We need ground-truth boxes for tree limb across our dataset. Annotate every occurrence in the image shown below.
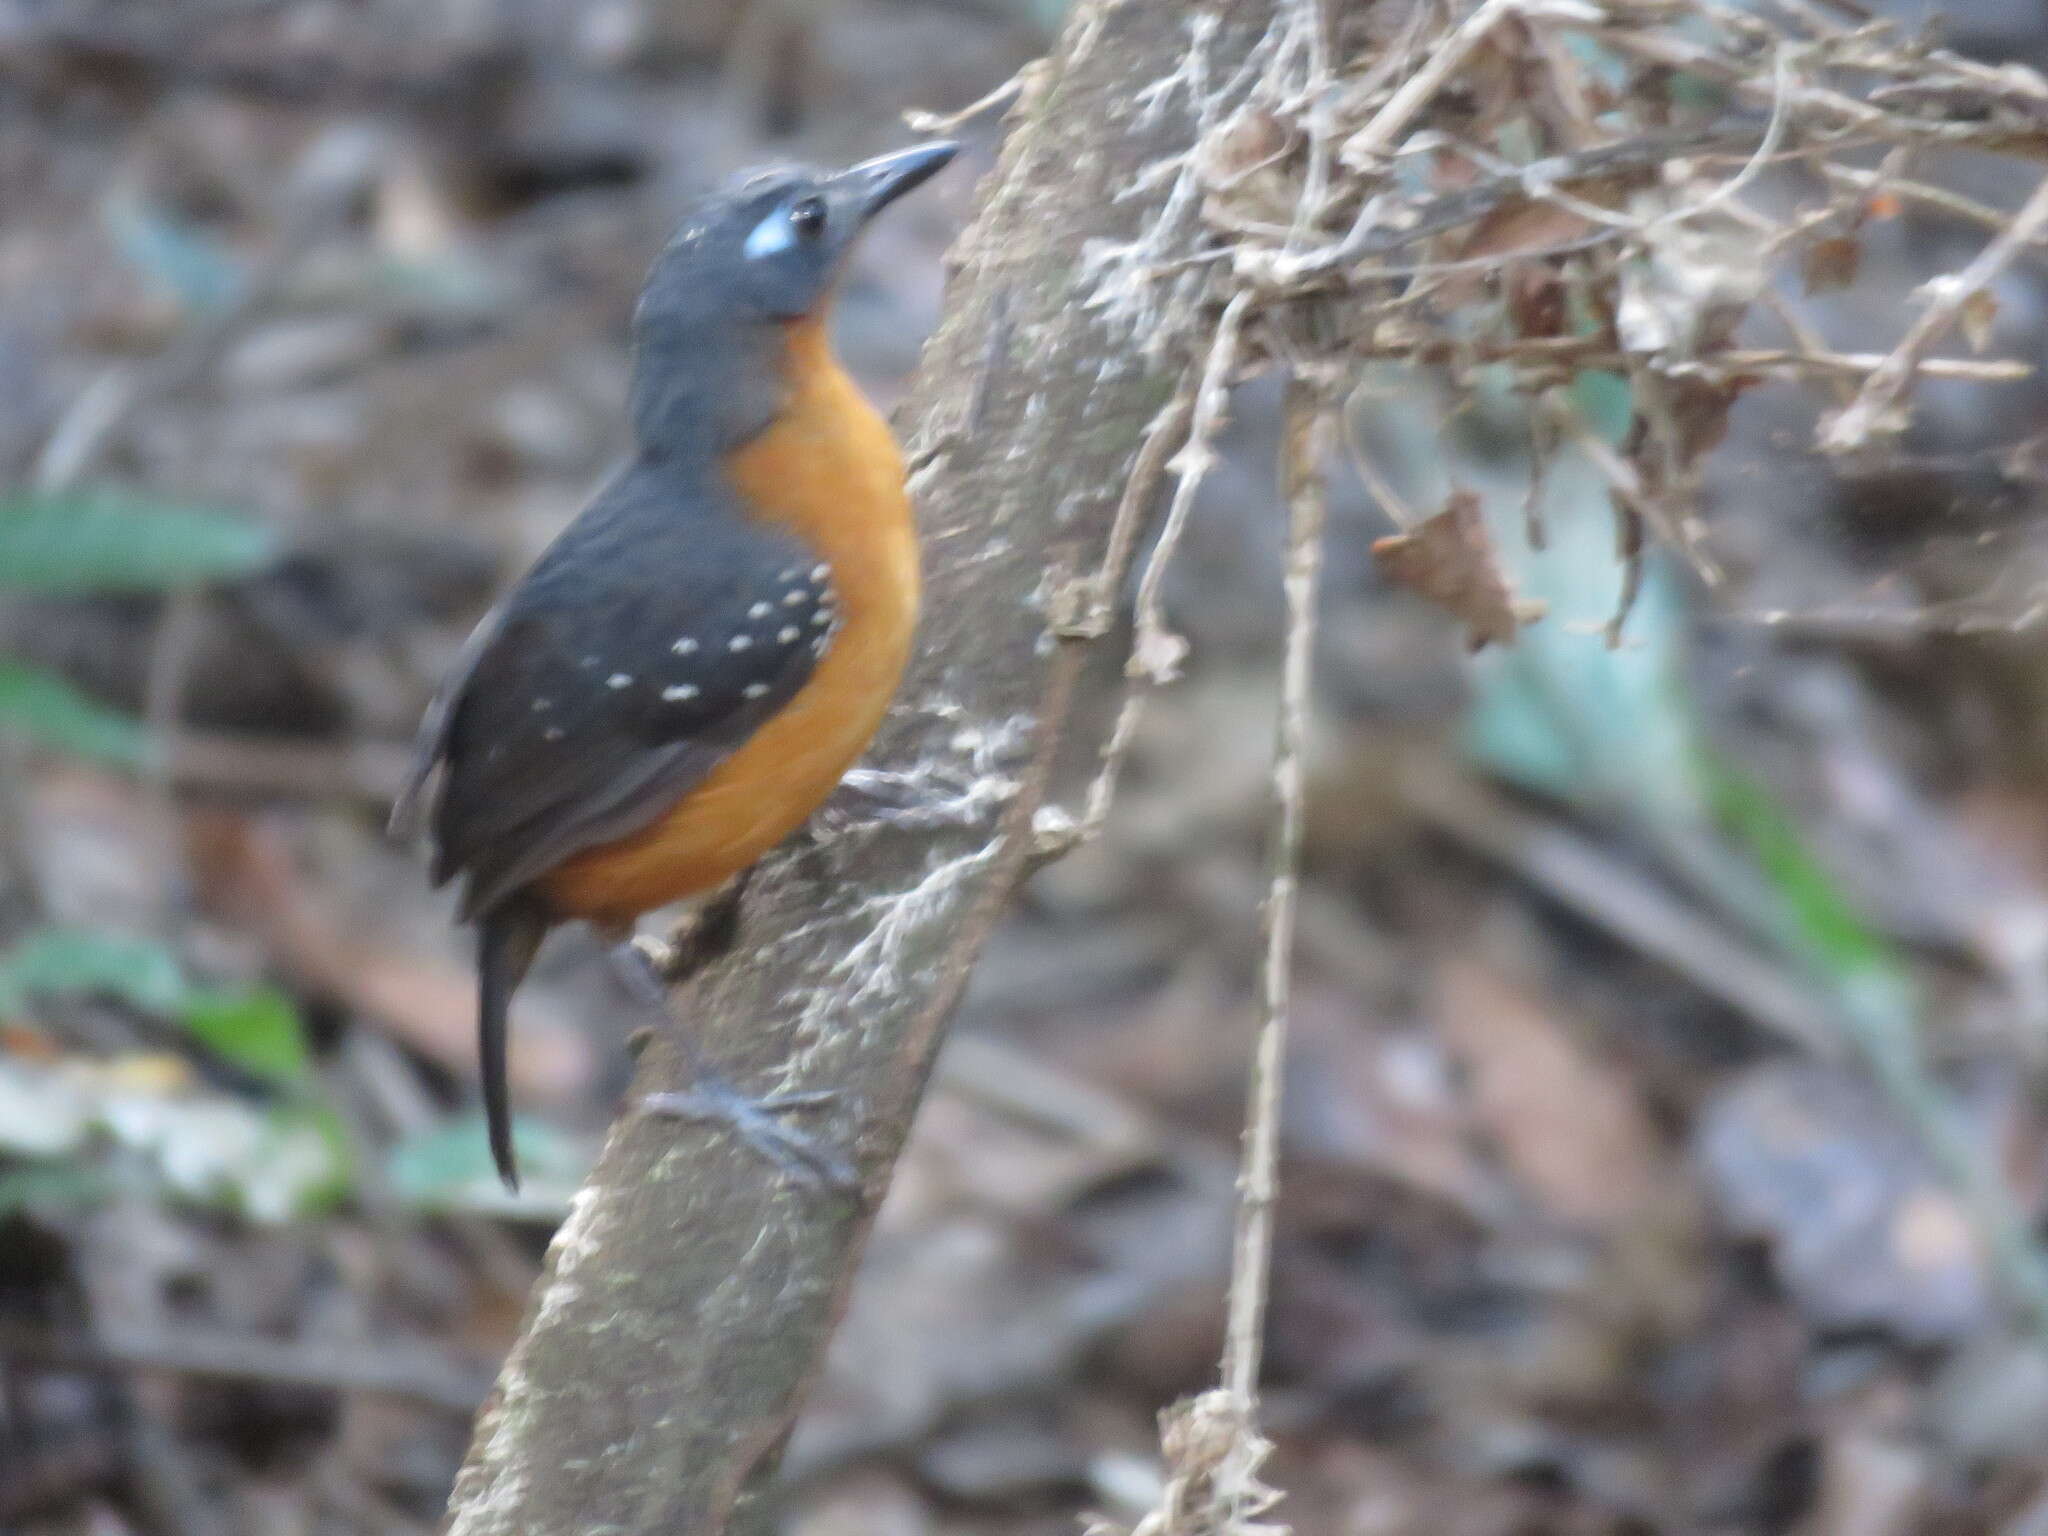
[440,3,1269,1532]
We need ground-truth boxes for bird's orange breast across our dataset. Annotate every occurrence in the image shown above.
[539,319,919,925]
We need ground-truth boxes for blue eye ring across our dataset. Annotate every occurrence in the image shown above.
[744,195,827,260]
[744,211,793,259]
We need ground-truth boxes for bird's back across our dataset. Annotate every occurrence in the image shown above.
[406,460,832,919]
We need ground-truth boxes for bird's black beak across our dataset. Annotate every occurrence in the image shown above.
[843,141,958,225]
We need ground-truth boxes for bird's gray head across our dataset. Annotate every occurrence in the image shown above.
[628,142,958,456]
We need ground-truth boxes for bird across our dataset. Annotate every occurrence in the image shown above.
[389,141,957,1190]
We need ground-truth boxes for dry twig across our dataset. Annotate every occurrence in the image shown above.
[1219,379,1330,1526]
[1082,1,2048,1519]
[1041,297,1251,859]
[1820,172,2048,452]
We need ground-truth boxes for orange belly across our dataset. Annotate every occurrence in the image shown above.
[539,592,913,922]
[539,318,918,926]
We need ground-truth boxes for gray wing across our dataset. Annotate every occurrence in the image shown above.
[388,595,509,846]
[391,469,838,918]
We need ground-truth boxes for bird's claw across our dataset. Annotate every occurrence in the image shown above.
[641,1081,858,1192]
[617,936,676,1001]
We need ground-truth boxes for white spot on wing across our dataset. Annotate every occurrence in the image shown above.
[672,637,698,655]
[783,590,806,607]
[729,635,752,652]
[778,626,799,643]
[607,673,633,689]
[662,684,700,702]
[748,601,772,619]
[743,683,769,699]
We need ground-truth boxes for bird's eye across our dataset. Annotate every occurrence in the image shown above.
[789,196,827,237]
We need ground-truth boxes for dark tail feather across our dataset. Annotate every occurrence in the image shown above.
[478,901,548,1192]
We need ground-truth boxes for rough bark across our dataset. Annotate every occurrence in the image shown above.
[441,3,1265,1532]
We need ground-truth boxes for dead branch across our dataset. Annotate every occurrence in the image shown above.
[1089,380,1330,1536]
[1217,378,1331,1526]
[1046,295,1248,859]
[1196,0,2047,600]
[1821,171,2048,452]
[0,1322,488,1415]
[438,5,1272,1533]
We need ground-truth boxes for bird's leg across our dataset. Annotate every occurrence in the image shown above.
[604,872,858,1192]
[627,866,756,989]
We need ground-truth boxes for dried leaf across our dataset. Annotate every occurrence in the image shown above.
[1436,199,1596,311]
[1197,106,1291,188]
[1371,490,1533,650]
[1668,375,1753,461]
[1961,288,1998,353]
[1803,234,1863,295]
[1198,107,1299,231]
[1698,1063,1992,1343]
[1457,196,1599,264]
[1127,625,1190,684]
[1998,431,2048,484]
[1504,261,1568,338]
[1806,1433,1928,1536]
[1434,958,1667,1231]
[1615,209,1767,358]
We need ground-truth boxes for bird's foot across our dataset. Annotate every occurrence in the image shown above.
[640,1079,858,1192]
[613,937,673,1005]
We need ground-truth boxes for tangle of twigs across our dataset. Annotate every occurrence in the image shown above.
[1069,0,2048,1530]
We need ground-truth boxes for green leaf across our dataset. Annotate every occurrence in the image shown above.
[0,663,148,766]
[0,1161,114,1219]
[1700,755,1904,987]
[1569,369,1633,447]
[102,193,246,315]
[1456,439,1705,827]
[388,1113,590,1210]
[243,1103,354,1219]
[0,489,276,594]
[180,987,311,1087]
[0,927,187,1016]
[115,1093,351,1223]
